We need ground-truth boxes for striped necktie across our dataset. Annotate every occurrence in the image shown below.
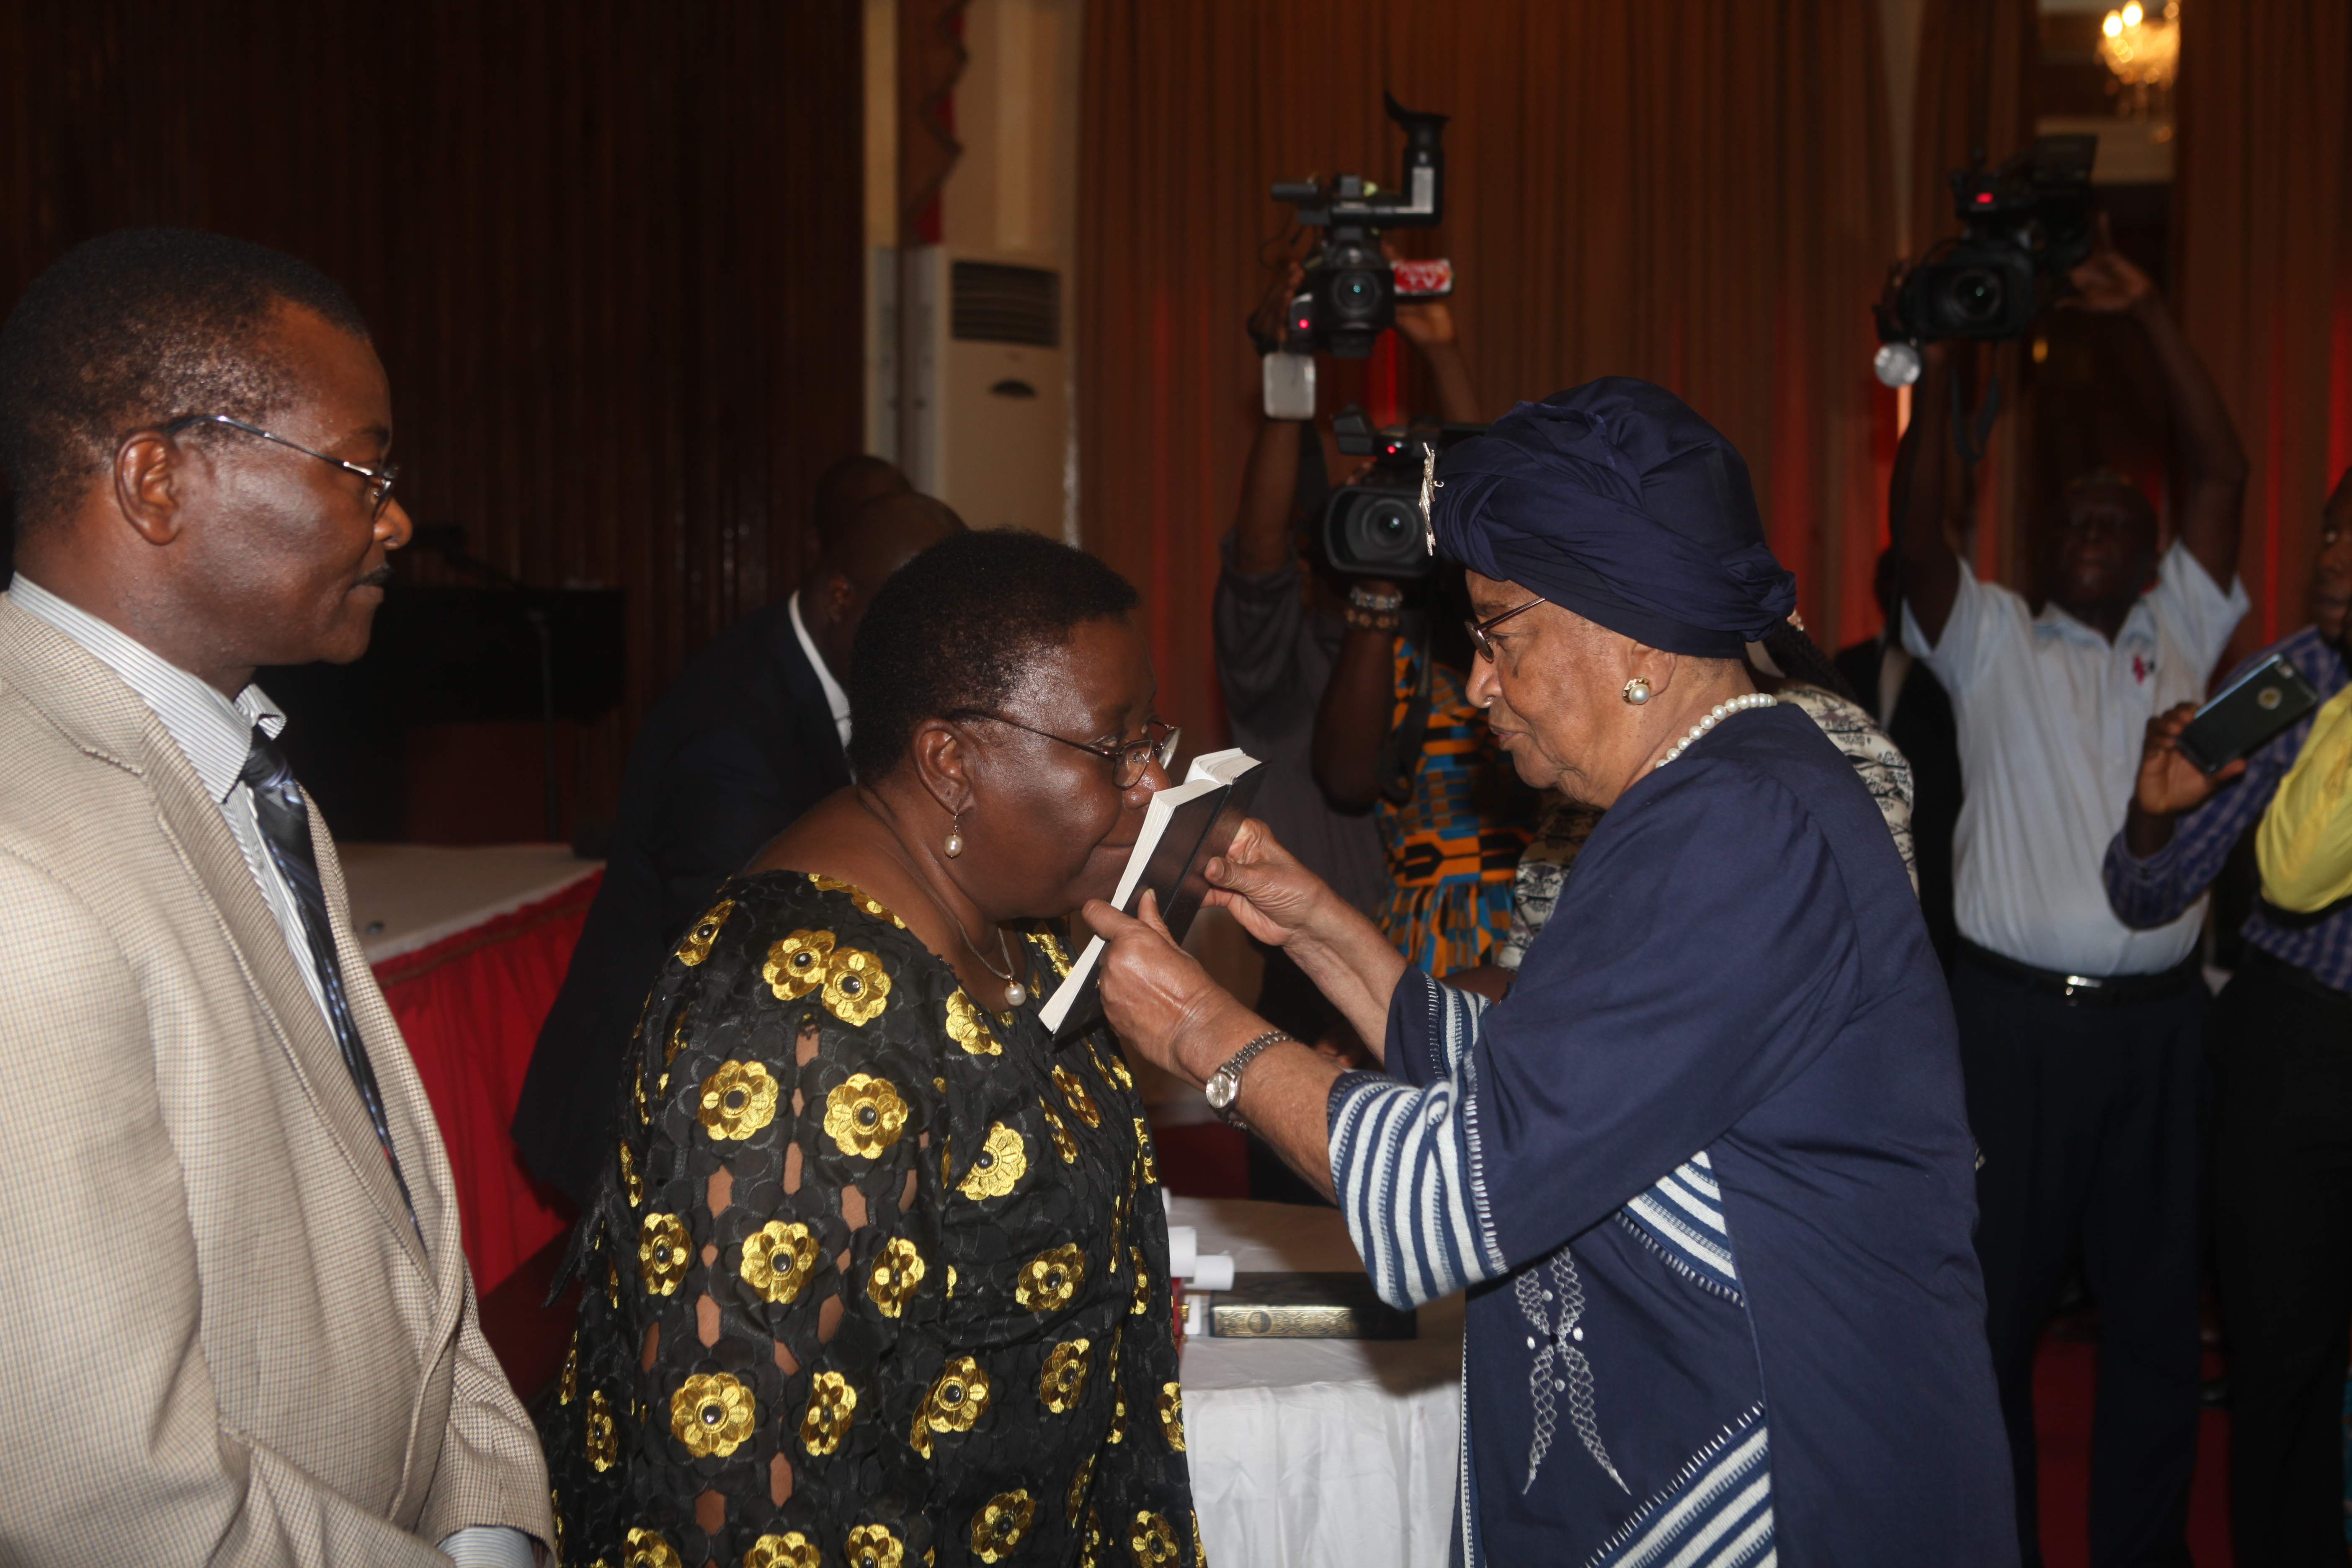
[238,725,420,1238]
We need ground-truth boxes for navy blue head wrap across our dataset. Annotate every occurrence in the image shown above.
[1431,377,1797,658]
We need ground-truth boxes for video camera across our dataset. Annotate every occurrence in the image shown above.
[1320,405,1486,581]
[1873,133,2099,387]
[1262,94,1452,419]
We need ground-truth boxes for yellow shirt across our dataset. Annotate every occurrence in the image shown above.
[2256,682,2352,913]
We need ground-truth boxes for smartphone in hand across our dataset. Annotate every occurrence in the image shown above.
[2178,654,2321,774]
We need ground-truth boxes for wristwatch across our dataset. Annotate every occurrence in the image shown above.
[1205,1029,1292,1132]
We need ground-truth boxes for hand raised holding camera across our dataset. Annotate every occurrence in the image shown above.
[2064,213,2159,315]
[1393,294,1458,351]
[1248,260,1307,353]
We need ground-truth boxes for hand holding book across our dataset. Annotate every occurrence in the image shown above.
[1199,819,1411,1058]
[1194,817,1332,949]
[1081,887,1265,1086]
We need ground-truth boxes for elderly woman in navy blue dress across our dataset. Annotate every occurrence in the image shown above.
[1088,379,2014,1566]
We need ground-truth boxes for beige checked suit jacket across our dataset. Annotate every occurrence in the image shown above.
[0,597,550,1564]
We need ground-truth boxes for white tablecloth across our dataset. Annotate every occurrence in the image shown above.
[336,841,600,962]
[1171,1197,1463,1568]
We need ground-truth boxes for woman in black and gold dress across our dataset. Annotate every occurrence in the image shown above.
[543,530,1199,1568]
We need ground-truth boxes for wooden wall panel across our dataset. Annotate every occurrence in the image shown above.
[0,0,867,840]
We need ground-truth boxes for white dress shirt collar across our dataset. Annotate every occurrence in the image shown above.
[787,588,853,751]
[8,576,284,799]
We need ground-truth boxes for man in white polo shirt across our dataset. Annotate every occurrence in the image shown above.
[1896,233,2248,1568]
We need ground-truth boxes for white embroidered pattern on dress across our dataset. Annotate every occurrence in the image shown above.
[1516,1250,1627,1496]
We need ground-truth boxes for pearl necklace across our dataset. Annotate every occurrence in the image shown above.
[1653,693,1779,769]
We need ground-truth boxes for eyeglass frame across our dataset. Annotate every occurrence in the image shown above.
[949,709,1181,789]
[1464,596,1544,661]
[160,413,400,518]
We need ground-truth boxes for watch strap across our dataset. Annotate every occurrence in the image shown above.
[1209,1029,1292,1131]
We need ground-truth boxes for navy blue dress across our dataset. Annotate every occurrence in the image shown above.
[1327,702,2014,1565]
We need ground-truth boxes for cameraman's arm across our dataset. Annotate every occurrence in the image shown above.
[1313,588,1403,811]
[2071,219,2248,587]
[1235,262,1313,575]
[1234,417,1305,575]
[1894,346,1964,647]
[1396,299,1481,424]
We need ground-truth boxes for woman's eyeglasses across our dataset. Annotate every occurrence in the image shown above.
[162,413,400,519]
[1465,597,1544,661]
[953,711,1181,789]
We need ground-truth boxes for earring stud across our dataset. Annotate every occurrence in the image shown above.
[1622,677,1653,706]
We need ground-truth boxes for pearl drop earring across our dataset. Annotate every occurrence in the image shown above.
[944,811,965,857]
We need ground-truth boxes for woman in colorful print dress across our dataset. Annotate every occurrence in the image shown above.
[544,531,1198,1568]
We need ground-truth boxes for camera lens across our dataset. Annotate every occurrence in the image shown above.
[1944,268,2005,326]
[1330,269,1382,323]
[1350,498,1419,561]
[1324,490,1431,580]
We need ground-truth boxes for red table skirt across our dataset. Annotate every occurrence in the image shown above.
[373,872,598,1295]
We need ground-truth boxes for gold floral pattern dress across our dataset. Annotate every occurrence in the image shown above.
[542,872,1199,1568]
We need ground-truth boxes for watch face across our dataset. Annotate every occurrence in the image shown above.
[1205,1071,1237,1110]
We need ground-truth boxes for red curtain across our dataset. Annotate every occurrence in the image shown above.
[374,874,599,1295]
[2175,0,2352,665]
[1078,0,1898,743]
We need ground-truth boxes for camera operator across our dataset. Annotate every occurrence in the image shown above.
[2103,469,2352,1568]
[1303,286,1537,983]
[1213,265,1501,1045]
[1896,221,2249,1566]
[1213,266,1387,1052]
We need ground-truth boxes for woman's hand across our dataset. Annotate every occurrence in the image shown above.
[1082,891,1259,1085]
[1201,818,1341,950]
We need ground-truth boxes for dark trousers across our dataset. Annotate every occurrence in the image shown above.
[1952,953,2207,1568]
[2209,948,2352,1568]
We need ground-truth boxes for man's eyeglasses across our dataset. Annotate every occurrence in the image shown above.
[1465,597,1544,661]
[163,414,400,519]
[953,711,1181,789]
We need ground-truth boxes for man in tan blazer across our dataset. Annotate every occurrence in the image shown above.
[0,230,550,1563]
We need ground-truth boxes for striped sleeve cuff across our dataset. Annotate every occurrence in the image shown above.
[1387,968,1491,1086]
[1328,1061,1508,1310]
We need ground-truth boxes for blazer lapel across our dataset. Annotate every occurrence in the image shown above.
[150,763,431,1273]
[311,818,467,1287]
[0,603,429,1272]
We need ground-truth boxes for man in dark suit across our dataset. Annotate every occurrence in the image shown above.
[1837,545,1963,967]
[515,479,962,1204]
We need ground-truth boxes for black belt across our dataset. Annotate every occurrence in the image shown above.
[1957,940,2204,1009]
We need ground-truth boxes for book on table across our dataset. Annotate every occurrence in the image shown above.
[1183,1272,1418,1340]
[1039,747,1266,1040]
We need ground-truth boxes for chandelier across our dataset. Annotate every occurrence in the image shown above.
[2099,2,2179,122]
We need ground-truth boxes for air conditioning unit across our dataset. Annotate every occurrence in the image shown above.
[899,248,1070,539]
